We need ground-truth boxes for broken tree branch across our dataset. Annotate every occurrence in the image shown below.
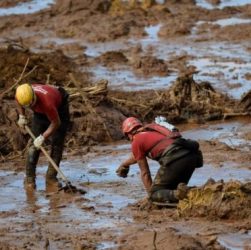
[0,58,38,100]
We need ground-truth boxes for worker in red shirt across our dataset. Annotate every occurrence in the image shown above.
[15,83,70,189]
[116,117,203,204]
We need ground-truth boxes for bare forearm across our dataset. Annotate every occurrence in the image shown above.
[121,153,137,167]
[43,120,60,139]
[141,172,152,192]
[138,158,152,193]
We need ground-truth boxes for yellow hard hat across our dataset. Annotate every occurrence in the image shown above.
[15,83,34,106]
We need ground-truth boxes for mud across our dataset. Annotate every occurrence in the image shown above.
[0,0,251,249]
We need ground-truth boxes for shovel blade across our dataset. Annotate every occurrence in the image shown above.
[59,183,87,194]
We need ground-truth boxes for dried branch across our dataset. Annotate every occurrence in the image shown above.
[110,97,148,108]
[68,73,112,141]
[0,58,38,100]
[0,58,29,99]
[223,112,250,119]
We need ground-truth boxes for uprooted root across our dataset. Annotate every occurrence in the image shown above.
[109,74,240,122]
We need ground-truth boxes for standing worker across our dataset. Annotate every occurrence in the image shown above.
[15,83,70,189]
[116,117,203,204]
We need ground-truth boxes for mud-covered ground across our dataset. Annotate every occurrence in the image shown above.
[0,0,251,249]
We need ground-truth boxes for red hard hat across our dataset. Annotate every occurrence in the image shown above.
[122,117,142,135]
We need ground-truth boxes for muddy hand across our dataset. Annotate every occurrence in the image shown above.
[116,165,129,178]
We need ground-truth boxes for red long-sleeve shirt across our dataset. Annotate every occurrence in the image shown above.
[31,84,62,122]
[132,131,175,160]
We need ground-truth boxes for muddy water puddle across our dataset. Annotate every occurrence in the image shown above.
[0,119,251,248]
[173,119,251,185]
[173,221,251,249]
[88,24,251,98]
[196,0,251,9]
[218,231,251,250]
[90,64,177,90]
[206,18,251,27]
[0,0,249,16]
[182,119,251,149]
[0,0,55,16]
[85,10,250,97]
[40,31,250,98]
[0,161,250,248]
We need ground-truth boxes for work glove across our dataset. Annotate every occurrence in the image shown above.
[17,114,28,129]
[33,135,45,149]
[116,164,130,178]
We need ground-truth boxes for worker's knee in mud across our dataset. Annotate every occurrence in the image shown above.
[149,189,177,203]
[148,190,159,201]
[150,183,166,193]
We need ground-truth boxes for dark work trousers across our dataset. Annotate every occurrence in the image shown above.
[26,88,70,181]
[149,152,198,202]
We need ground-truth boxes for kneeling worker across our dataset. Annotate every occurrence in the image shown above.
[116,117,203,204]
[15,83,70,189]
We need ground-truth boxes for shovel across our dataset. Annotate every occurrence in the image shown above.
[25,125,85,194]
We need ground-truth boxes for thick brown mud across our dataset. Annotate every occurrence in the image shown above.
[0,0,251,249]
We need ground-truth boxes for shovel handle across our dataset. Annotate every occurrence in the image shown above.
[25,125,70,184]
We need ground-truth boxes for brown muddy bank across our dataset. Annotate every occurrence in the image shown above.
[0,0,251,249]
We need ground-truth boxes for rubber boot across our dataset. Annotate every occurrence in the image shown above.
[150,189,178,203]
[46,137,65,189]
[24,176,36,189]
[46,164,62,190]
[46,173,62,188]
[25,146,39,189]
